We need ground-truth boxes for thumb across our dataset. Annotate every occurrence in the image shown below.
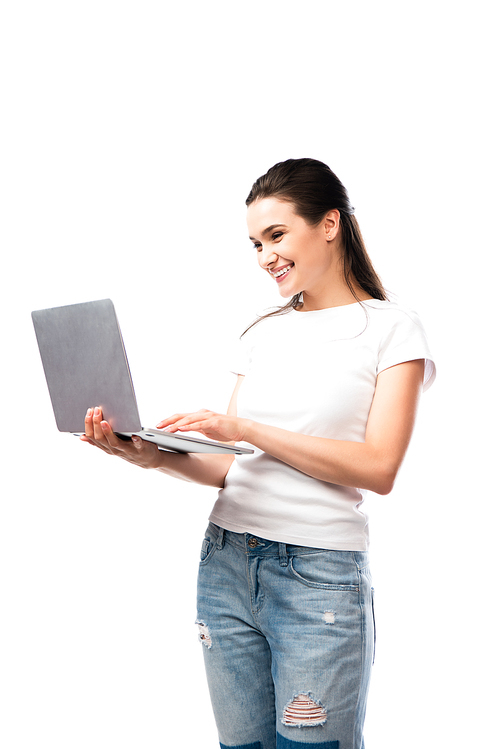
[131,435,143,450]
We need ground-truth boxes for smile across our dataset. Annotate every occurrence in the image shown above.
[270,263,294,281]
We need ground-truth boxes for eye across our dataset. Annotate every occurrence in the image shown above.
[252,242,262,252]
[271,232,284,241]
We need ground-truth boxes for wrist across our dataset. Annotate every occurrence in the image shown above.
[148,446,171,471]
[240,419,256,444]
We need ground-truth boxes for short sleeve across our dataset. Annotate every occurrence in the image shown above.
[377,308,436,391]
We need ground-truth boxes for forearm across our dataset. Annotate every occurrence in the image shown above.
[240,361,424,494]
[157,350,423,495]
[154,449,234,488]
[244,420,395,495]
[160,412,395,493]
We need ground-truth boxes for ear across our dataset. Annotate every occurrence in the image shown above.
[324,209,341,241]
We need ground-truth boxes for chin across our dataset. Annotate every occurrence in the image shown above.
[277,283,298,298]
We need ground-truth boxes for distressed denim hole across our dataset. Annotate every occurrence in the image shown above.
[196,620,212,649]
[282,692,327,727]
[323,610,335,624]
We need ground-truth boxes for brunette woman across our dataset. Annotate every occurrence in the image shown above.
[83,158,435,749]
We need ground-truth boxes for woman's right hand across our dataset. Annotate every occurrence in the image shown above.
[81,407,162,470]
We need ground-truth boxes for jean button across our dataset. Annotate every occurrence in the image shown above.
[248,537,259,548]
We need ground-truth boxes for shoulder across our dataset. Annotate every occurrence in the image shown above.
[363,298,432,344]
[363,298,425,327]
[363,299,436,390]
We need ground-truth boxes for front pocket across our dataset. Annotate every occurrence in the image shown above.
[199,526,220,566]
[288,554,360,591]
[200,538,211,562]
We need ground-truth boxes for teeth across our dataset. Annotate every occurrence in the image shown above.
[273,265,293,278]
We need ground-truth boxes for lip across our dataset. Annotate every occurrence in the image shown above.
[269,263,294,282]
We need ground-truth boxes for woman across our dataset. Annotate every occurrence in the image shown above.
[83,158,435,749]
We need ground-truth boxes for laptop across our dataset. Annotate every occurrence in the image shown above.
[31,299,253,455]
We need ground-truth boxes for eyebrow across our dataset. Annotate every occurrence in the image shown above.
[249,224,286,242]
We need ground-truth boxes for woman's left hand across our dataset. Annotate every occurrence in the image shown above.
[156,410,251,444]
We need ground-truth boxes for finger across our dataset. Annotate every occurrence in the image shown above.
[83,408,111,450]
[92,407,107,441]
[85,407,95,438]
[100,420,126,449]
[165,417,206,432]
[131,435,145,451]
[156,413,190,429]
[173,421,204,432]
[91,409,127,454]
[167,411,214,432]
[97,421,148,457]
[157,410,211,430]
[82,409,113,453]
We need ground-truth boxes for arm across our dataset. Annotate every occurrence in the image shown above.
[160,360,425,495]
[153,374,244,487]
[81,375,244,488]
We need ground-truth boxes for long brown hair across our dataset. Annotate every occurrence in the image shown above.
[243,158,386,332]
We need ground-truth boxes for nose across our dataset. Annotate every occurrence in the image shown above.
[259,245,279,269]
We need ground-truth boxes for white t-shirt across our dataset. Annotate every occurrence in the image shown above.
[209,299,436,551]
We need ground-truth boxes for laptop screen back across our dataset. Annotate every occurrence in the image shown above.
[32,299,143,433]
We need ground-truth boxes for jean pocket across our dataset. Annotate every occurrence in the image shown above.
[288,552,360,591]
[200,538,211,562]
[199,525,219,566]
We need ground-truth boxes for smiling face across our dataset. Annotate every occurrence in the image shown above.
[247,197,346,311]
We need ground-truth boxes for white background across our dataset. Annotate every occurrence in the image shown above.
[1,1,498,747]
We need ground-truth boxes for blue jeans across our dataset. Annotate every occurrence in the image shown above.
[196,523,375,749]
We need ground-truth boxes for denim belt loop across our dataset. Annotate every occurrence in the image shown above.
[216,526,225,550]
[278,543,288,567]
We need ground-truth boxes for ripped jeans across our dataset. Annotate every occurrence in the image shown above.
[196,523,375,749]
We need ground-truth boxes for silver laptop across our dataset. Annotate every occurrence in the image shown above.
[31,299,253,455]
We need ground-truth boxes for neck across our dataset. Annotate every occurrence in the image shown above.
[299,281,372,312]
